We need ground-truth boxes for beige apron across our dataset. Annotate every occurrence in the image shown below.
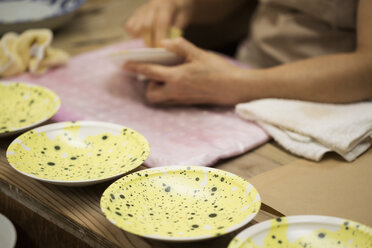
[236,0,358,68]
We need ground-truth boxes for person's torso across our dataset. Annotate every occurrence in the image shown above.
[236,0,358,68]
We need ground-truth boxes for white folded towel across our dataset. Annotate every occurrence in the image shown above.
[236,99,372,162]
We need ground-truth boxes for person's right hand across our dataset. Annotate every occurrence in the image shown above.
[125,0,193,47]
[124,37,251,106]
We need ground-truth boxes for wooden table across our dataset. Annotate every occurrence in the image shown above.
[0,1,296,247]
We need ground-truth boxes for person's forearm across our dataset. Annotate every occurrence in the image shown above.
[235,52,372,103]
[188,0,246,24]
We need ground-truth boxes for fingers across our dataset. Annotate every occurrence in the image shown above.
[146,81,167,104]
[161,37,201,60]
[125,5,148,38]
[125,4,157,46]
[125,18,140,38]
[125,1,177,47]
[146,81,182,106]
[124,62,171,82]
[154,5,175,47]
[140,5,157,46]
[141,29,154,47]
[174,12,189,29]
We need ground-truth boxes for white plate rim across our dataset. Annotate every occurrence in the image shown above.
[0,81,61,137]
[109,48,172,56]
[6,121,150,186]
[100,165,261,242]
[0,213,17,248]
[108,48,183,65]
[0,0,86,24]
[228,215,372,248]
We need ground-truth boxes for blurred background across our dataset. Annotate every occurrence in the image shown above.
[50,0,258,56]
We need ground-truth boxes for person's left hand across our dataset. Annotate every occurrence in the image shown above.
[123,37,248,106]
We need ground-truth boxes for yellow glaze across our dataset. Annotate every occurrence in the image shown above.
[229,217,372,248]
[6,122,150,182]
[168,26,182,39]
[0,82,60,134]
[101,166,261,241]
[143,26,183,47]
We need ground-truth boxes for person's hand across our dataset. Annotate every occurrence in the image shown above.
[125,0,193,47]
[124,38,249,106]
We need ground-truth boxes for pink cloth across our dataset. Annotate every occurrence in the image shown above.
[10,40,269,167]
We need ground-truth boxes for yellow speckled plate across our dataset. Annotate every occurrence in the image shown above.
[6,121,150,186]
[228,215,372,248]
[0,81,60,137]
[100,166,261,242]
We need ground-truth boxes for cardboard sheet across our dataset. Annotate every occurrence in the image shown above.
[250,148,372,226]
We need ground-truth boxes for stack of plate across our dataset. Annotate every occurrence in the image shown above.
[109,48,183,67]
